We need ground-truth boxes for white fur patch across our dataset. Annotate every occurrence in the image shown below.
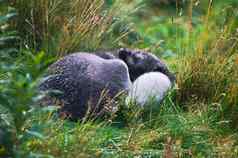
[126,72,171,106]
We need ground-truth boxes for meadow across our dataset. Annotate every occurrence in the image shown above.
[0,0,238,157]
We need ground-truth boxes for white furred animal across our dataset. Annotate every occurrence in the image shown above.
[127,72,172,106]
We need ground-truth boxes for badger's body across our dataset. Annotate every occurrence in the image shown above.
[40,49,175,119]
[127,72,172,106]
[40,53,131,119]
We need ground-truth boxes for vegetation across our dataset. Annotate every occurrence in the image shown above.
[0,0,238,157]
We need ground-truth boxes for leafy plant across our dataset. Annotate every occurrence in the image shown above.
[0,1,18,156]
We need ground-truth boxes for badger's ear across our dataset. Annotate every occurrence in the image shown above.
[118,48,131,61]
[118,48,135,66]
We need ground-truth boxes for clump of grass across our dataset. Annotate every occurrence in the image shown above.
[56,0,112,55]
[12,0,110,54]
[11,0,139,55]
[17,93,238,157]
[176,5,238,127]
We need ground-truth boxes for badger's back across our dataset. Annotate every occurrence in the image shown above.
[40,53,131,119]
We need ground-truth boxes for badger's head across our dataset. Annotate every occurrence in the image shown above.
[118,48,175,82]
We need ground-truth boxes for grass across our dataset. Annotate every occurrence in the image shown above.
[11,0,140,55]
[176,3,238,128]
[1,0,238,157]
[16,96,238,157]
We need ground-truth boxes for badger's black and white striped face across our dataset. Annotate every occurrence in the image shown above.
[118,48,175,82]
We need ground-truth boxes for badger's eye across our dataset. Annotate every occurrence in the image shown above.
[154,66,165,73]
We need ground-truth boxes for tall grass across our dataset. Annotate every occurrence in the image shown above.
[176,2,238,127]
[11,0,139,56]
[16,94,238,157]
[12,0,108,54]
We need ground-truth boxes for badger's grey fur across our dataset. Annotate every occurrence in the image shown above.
[40,53,131,119]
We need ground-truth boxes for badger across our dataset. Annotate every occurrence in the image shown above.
[40,48,175,119]
[39,53,131,119]
[115,48,175,106]
[98,48,175,81]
